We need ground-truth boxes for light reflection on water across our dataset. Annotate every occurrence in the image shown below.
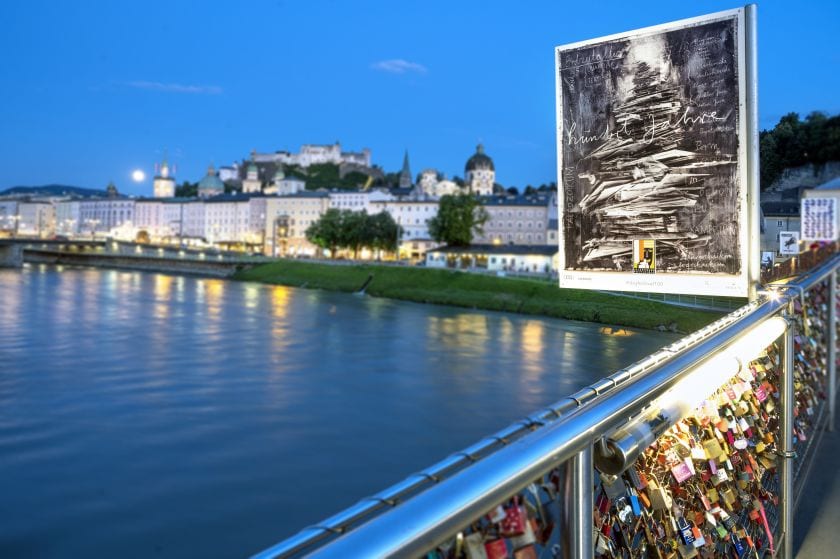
[0,265,678,558]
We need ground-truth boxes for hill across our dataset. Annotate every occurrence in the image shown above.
[0,184,107,198]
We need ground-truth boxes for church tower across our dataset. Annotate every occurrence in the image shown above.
[153,156,176,198]
[465,144,495,196]
[399,150,412,189]
[242,152,262,194]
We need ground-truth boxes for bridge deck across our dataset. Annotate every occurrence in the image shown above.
[795,392,840,558]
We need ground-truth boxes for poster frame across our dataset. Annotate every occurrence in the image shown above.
[555,7,755,298]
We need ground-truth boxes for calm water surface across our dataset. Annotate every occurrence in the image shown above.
[0,265,677,558]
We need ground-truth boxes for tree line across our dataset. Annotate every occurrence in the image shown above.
[305,209,400,258]
[760,111,840,189]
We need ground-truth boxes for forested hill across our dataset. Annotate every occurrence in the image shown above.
[0,184,106,197]
[761,112,840,190]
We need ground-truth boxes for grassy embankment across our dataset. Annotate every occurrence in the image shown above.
[234,261,724,332]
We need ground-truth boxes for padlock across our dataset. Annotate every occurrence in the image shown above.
[703,438,724,460]
[483,538,508,559]
[499,498,526,537]
[647,480,672,511]
[512,545,537,559]
[464,532,489,559]
[508,508,536,549]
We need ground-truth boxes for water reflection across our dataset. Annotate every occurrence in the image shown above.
[0,266,678,559]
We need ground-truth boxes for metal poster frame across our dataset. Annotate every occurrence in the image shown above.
[555,7,756,297]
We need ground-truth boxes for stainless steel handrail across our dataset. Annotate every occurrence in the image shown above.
[252,253,840,558]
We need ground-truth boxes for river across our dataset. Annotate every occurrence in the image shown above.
[0,264,678,558]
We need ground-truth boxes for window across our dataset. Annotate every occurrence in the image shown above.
[777,220,783,227]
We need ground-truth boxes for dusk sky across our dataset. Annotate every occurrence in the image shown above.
[2,0,838,196]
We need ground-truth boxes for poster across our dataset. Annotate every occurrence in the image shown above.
[761,251,774,268]
[778,231,800,255]
[556,8,750,296]
[801,197,837,241]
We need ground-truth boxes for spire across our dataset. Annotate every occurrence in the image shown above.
[399,149,412,189]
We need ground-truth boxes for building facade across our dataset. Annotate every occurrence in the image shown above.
[474,194,552,246]
[152,159,176,198]
[465,144,495,196]
[252,142,371,168]
[264,192,330,256]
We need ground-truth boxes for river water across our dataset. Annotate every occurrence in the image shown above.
[0,265,677,558]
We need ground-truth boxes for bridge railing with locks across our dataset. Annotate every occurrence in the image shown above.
[253,253,840,559]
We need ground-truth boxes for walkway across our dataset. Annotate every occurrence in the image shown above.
[795,392,840,557]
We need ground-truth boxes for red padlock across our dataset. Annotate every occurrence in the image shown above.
[484,538,509,559]
[499,497,526,537]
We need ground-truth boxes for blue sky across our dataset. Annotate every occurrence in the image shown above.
[1,0,838,195]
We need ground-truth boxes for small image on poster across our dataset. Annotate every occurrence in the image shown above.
[633,240,656,273]
[779,231,800,255]
[761,251,774,268]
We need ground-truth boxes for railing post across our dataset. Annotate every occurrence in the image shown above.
[564,446,593,559]
[830,270,837,432]
[780,306,795,559]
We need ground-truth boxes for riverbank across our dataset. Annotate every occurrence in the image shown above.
[234,260,723,332]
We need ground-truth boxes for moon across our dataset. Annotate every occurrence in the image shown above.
[132,169,146,182]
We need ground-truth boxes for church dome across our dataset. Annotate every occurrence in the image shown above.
[465,144,494,172]
[199,165,224,193]
[273,167,285,181]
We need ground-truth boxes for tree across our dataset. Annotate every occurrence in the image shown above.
[368,211,400,256]
[305,208,344,257]
[175,181,197,197]
[759,111,840,189]
[305,209,401,259]
[428,193,489,247]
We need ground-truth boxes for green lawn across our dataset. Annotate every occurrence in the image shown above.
[234,260,724,332]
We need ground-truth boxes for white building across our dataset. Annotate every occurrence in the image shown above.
[264,192,330,256]
[55,199,81,235]
[135,199,167,239]
[242,161,262,194]
[465,144,495,196]
[265,168,306,196]
[417,168,464,198]
[218,165,239,182]
[370,198,439,241]
[79,190,136,236]
[0,200,19,234]
[328,189,394,213]
[203,195,254,244]
[17,201,55,237]
[252,142,371,168]
[425,245,557,274]
[152,159,176,198]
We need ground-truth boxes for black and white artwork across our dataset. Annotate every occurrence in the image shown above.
[556,9,749,296]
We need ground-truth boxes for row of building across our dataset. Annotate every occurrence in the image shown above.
[0,144,563,262]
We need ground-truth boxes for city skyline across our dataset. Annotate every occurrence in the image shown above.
[2,0,839,195]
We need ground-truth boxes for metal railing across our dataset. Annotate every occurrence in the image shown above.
[253,253,840,559]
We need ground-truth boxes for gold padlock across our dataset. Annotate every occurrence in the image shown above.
[706,487,719,503]
[703,438,724,460]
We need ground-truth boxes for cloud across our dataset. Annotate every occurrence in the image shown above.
[370,59,428,75]
[125,81,223,95]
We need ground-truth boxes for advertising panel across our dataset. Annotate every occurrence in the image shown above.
[556,8,750,296]
[778,231,800,255]
[801,197,838,242]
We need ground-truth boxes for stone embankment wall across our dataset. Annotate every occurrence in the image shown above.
[0,244,23,267]
[23,250,248,278]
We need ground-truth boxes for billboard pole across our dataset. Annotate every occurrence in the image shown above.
[746,3,760,302]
